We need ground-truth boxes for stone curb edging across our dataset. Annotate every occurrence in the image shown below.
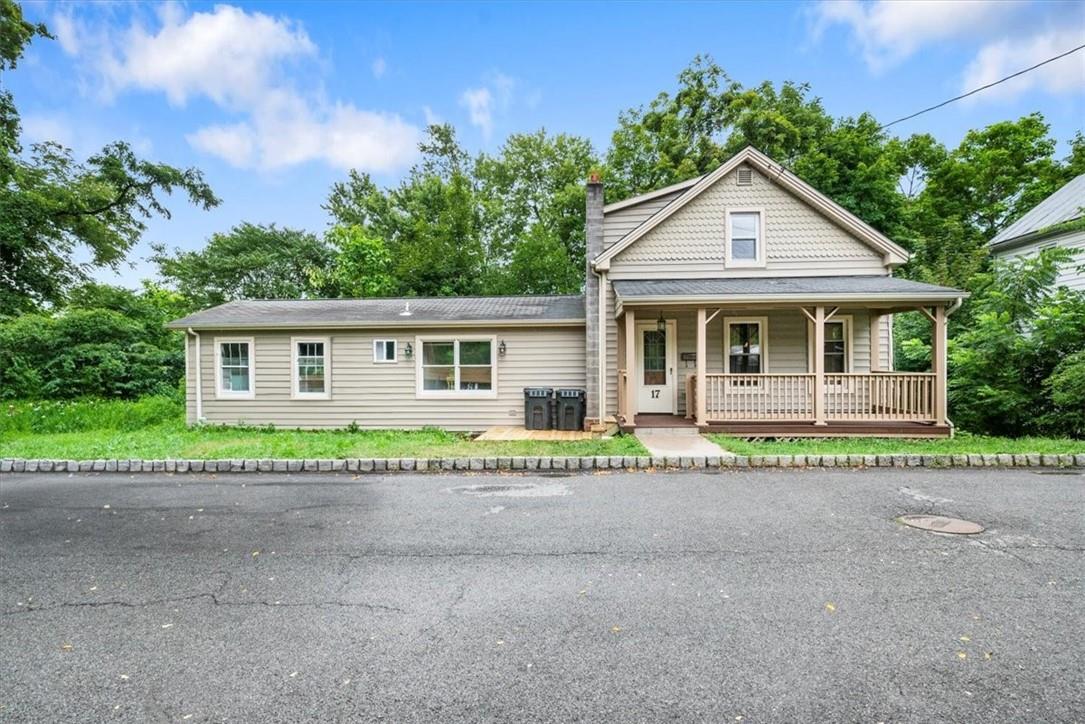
[2,454,1083,474]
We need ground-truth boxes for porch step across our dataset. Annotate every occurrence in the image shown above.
[634,426,702,436]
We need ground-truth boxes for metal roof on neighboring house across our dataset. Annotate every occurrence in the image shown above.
[990,174,1085,247]
[612,276,964,302]
[167,294,586,329]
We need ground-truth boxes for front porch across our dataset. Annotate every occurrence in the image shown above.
[612,281,960,438]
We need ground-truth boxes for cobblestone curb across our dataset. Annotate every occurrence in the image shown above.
[2,454,1083,474]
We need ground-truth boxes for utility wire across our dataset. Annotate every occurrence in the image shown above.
[880,42,1085,130]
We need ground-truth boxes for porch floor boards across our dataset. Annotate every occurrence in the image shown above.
[625,415,952,438]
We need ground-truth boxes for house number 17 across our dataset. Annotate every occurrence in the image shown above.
[650,390,660,399]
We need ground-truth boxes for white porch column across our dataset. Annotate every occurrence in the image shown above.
[813,305,826,426]
[932,304,947,426]
[696,307,707,428]
[869,311,882,372]
[624,309,637,424]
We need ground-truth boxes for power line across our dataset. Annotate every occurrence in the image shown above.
[880,42,1085,130]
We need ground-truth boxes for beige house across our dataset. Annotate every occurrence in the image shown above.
[169,146,965,436]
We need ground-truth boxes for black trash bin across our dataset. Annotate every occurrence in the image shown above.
[554,388,586,431]
[524,387,554,430]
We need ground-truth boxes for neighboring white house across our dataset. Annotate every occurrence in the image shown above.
[169,146,967,436]
[989,174,1085,293]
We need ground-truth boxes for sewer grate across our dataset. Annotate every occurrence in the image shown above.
[898,514,984,535]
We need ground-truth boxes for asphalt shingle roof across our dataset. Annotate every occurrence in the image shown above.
[167,295,585,329]
[990,174,1085,246]
[612,276,963,300]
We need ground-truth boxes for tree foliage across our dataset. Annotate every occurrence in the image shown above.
[0,282,187,399]
[152,223,331,308]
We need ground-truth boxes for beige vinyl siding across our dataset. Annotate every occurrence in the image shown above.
[608,166,888,279]
[191,326,585,431]
[991,228,1085,293]
[602,189,687,249]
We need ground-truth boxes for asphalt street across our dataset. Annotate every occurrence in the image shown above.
[1,468,1082,722]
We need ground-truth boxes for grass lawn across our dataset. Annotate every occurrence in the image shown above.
[709,433,1085,456]
[1,397,646,460]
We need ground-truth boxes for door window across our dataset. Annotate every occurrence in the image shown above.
[642,329,666,385]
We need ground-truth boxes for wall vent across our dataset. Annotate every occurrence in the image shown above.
[737,167,753,186]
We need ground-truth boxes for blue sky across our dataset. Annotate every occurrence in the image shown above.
[12,0,1085,287]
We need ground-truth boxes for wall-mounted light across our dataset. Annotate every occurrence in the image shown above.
[498,340,507,357]
[404,342,413,360]
[656,312,666,333]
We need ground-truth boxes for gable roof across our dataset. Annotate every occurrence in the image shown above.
[592,146,911,270]
[602,175,704,214]
[166,294,585,330]
[990,174,1085,248]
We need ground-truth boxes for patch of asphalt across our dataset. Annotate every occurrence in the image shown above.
[0,469,1082,722]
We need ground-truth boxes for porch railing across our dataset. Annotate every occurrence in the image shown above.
[701,374,816,421]
[690,372,937,423]
[617,369,628,422]
[824,373,935,422]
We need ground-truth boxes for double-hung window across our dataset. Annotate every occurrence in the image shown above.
[726,319,765,374]
[807,316,852,376]
[726,209,764,267]
[215,338,255,399]
[292,337,330,399]
[417,337,495,397]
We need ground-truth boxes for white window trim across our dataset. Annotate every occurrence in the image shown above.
[725,208,766,268]
[723,317,769,376]
[214,336,256,400]
[807,315,853,376]
[291,336,331,400]
[373,339,397,364]
[415,335,498,399]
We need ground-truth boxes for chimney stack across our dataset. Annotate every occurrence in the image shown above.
[584,173,604,427]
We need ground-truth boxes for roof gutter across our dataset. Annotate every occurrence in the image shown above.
[165,318,587,331]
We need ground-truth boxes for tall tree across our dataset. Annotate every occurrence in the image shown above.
[475,129,596,294]
[152,223,331,308]
[325,124,486,297]
[0,0,219,315]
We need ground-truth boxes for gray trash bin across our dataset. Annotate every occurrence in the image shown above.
[554,388,586,431]
[524,387,554,430]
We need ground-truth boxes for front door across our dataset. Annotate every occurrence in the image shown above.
[636,320,676,413]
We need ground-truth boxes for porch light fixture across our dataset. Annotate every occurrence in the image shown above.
[498,340,507,357]
[404,342,413,360]
[656,312,666,333]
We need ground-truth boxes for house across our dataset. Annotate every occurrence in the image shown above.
[989,173,1085,293]
[168,146,966,436]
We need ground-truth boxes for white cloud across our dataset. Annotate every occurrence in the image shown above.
[962,26,1085,101]
[51,12,81,55]
[810,0,1024,71]
[56,4,421,173]
[459,71,525,139]
[422,105,442,126]
[371,57,386,79]
[460,86,494,137]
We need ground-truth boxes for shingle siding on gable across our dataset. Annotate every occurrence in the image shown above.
[607,167,886,279]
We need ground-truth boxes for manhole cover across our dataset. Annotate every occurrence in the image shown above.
[898,514,984,535]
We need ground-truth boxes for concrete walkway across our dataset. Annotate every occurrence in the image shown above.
[634,428,729,457]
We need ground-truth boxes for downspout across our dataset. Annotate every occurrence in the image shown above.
[598,269,607,424]
[186,328,203,423]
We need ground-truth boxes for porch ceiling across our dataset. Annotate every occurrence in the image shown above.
[612,276,965,315]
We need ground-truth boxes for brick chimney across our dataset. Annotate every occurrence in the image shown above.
[584,172,604,426]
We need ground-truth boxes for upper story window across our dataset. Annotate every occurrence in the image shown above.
[726,210,764,267]
[417,337,496,398]
[215,337,255,399]
[292,338,330,399]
